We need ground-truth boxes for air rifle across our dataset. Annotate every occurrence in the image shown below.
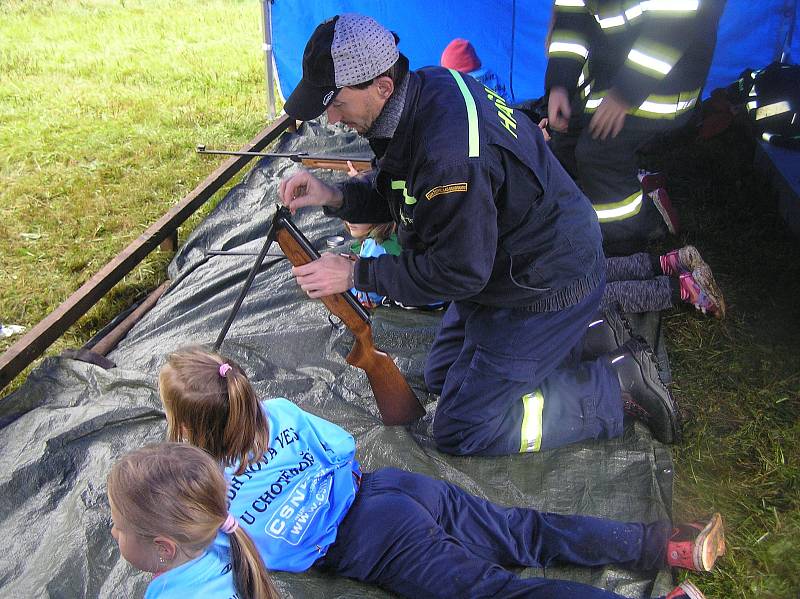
[196,144,372,173]
[214,206,424,426]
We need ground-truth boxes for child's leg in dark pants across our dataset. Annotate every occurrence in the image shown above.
[605,253,660,282]
[322,469,671,599]
[602,277,678,313]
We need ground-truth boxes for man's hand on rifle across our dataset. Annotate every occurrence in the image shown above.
[292,252,356,298]
[279,169,344,214]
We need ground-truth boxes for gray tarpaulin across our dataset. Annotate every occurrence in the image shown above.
[0,122,674,599]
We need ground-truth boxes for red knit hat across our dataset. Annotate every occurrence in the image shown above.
[440,38,482,73]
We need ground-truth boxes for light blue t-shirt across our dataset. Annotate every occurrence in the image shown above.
[145,534,237,599]
[351,237,390,305]
[225,398,360,572]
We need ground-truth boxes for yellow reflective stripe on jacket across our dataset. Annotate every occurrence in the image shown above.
[594,13,626,29]
[578,63,592,97]
[519,390,545,453]
[640,0,699,14]
[589,0,698,29]
[391,180,417,205]
[624,3,644,21]
[594,189,643,222]
[554,0,586,12]
[626,42,680,77]
[632,89,700,118]
[585,88,701,119]
[753,101,792,121]
[548,30,589,60]
[448,69,480,158]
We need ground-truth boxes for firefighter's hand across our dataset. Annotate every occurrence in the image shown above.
[547,86,571,132]
[279,169,343,214]
[292,253,355,298]
[589,90,629,140]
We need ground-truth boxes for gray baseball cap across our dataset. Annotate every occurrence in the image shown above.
[284,14,400,121]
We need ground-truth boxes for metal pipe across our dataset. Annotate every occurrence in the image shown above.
[261,0,276,119]
[196,144,307,160]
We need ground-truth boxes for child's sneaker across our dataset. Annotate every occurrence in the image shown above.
[667,513,726,572]
[660,245,705,276]
[664,581,707,599]
[679,266,726,319]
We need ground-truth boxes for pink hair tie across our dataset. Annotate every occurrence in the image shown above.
[220,513,239,534]
[218,363,232,378]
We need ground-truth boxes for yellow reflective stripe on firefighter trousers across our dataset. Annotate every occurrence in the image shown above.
[594,189,644,222]
[519,389,545,453]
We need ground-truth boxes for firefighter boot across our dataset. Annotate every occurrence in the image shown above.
[608,338,681,444]
[582,306,633,359]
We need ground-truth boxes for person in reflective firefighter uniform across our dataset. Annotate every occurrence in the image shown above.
[279,14,681,456]
[546,0,726,252]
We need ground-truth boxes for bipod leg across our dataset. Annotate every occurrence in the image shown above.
[213,217,279,351]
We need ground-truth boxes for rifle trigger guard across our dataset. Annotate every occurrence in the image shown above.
[327,313,344,330]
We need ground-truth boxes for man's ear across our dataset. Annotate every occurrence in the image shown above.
[374,75,395,100]
[153,536,179,563]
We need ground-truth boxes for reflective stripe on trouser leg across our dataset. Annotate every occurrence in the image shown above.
[519,389,545,453]
[594,189,643,222]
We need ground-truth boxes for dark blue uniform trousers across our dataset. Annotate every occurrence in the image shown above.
[424,280,623,455]
[320,468,672,599]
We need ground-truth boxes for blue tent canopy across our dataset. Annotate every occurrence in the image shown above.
[272,1,798,103]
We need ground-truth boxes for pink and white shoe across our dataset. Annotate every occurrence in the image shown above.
[679,266,727,319]
[664,581,708,599]
[660,245,706,276]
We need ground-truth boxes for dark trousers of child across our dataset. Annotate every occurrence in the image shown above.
[603,253,681,314]
[424,279,622,456]
[319,468,671,599]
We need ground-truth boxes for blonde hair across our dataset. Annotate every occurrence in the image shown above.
[107,443,278,599]
[369,222,396,244]
[346,221,396,244]
[159,347,269,476]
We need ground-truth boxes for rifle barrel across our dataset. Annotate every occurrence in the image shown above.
[196,146,371,164]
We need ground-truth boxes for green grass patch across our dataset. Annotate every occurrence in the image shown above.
[0,0,279,388]
[652,122,800,599]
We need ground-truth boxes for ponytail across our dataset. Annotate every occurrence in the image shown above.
[228,527,280,599]
[222,366,270,475]
[159,347,270,475]
[108,443,278,599]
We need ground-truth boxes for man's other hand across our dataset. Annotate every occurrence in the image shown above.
[589,90,629,140]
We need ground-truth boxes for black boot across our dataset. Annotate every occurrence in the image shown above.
[608,338,682,444]
[582,305,633,359]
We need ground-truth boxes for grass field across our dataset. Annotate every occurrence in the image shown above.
[0,0,271,385]
[1,1,799,598]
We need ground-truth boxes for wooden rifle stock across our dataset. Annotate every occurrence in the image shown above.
[273,208,424,425]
